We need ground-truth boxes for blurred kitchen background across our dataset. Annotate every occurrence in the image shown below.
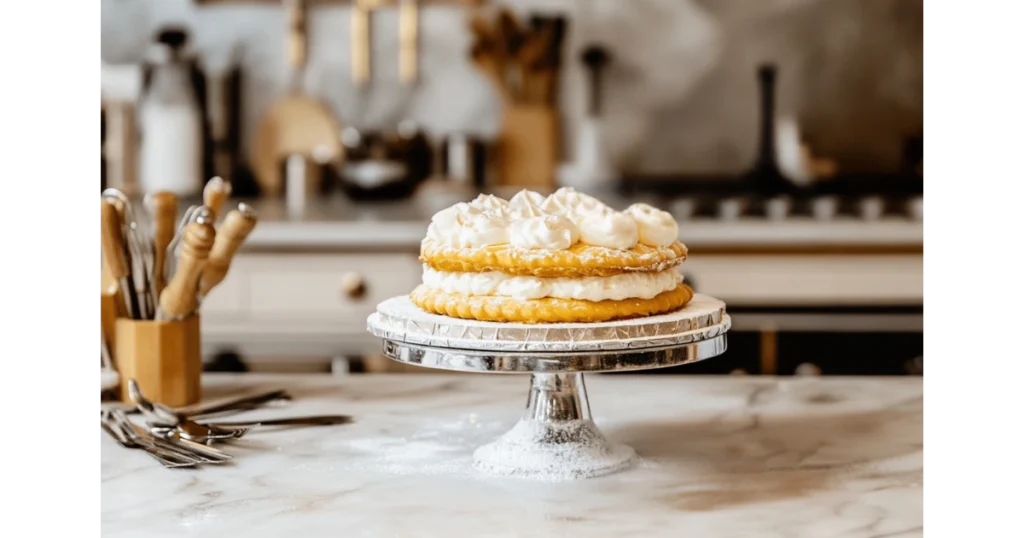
[100,0,923,377]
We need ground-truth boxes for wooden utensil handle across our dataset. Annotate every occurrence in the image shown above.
[101,200,130,279]
[159,221,215,319]
[351,0,371,85]
[398,0,419,85]
[286,0,307,69]
[149,191,179,296]
[199,207,257,296]
[202,176,231,219]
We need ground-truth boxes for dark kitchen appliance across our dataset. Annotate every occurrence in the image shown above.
[740,63,797,198]
[336,123,433,201]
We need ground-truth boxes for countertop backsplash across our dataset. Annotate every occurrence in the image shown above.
[100,0,922,176]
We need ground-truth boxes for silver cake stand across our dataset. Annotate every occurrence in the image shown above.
[366,294,730,480]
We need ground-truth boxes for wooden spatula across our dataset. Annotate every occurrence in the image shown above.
[250,0,342,197]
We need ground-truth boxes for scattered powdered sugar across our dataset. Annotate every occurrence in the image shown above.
[472,419,636,482]
[331,415,639,482]
[333,414,506,478]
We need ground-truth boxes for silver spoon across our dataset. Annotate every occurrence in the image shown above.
[128,379,252,442]
[147,415,352,443]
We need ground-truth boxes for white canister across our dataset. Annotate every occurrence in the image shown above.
[137,31,203,196]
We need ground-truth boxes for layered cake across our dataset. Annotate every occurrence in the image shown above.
[412,187,692,323]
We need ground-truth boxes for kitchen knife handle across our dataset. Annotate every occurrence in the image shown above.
[149,191,178,297]
[398,0,418,85]
[199,205,257,297]
[351,0,371,86]
[159,221,215,320]
[202,176,231,220]
[286,0,307,70]
[101,200,129,280]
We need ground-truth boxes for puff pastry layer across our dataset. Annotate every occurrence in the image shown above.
[409,283,694,323]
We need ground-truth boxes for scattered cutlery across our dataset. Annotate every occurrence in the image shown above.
[148,415,352,444]
[130,379,250,442]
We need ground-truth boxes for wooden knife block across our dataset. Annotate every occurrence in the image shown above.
[113,316,202,407]
[497,105,558,189]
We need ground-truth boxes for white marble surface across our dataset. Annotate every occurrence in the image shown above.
[102,374,922,537]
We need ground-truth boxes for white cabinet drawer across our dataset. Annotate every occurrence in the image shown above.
[198,269,246,316]
[242,254,421,322]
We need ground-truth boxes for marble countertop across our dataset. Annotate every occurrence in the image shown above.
[211,195,924,251]
[102,374,923,537]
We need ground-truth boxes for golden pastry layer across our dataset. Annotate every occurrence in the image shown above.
[420,240,688,278]
[410,283,694,323]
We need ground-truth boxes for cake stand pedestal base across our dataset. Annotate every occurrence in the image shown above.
[367,294,731,480]
[472,373,636,480]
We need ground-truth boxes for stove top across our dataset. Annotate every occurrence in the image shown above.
[666,193,922,222]
[619,173,923,223]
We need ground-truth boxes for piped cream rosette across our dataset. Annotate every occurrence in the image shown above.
[413,188,692,323]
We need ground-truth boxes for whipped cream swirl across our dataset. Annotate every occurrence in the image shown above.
[625,203,679,247]
[509,215,579,250]
[424,187,681,251]
[469,194,510,216]
[425,202,481,246]
[507,190,546,219]
[577,212,639,250]
[461,213,510,247]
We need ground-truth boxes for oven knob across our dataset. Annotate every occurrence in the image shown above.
[766,196,791,221]
[811,196,838,221]
[904,356,923,375]
[340,272,367,300]
[907,196,923,221]
[718,197,746,220]
[795,362,822,376]
[859,196,885,221]
[671,198,696,221]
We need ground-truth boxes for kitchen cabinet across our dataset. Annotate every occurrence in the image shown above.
[200,252,421,360]
[200,250,922,368]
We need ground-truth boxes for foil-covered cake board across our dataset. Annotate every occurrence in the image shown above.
[369,294,728,353]
[366,294,731,480]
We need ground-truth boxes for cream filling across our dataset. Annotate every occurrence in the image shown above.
[422,266,683,302]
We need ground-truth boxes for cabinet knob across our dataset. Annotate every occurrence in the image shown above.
[340,272,367,300]
[904,356,923,375]
[795,363,822,376]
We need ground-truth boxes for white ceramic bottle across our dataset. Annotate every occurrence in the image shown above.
[137,28,203,197]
